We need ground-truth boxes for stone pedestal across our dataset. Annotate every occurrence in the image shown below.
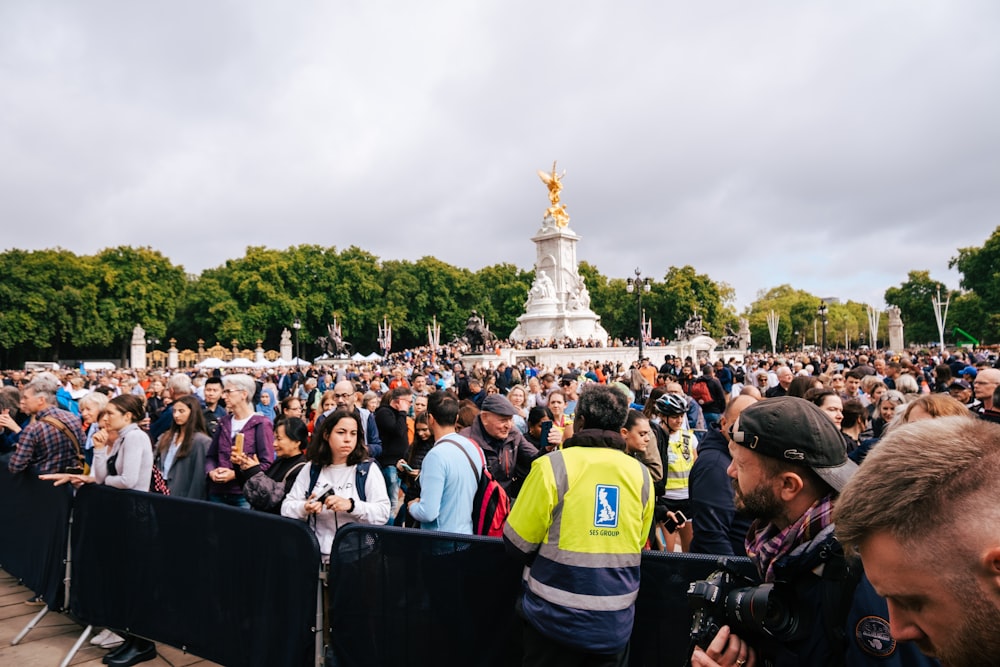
[167,339,179,370]
[280,328,293,362]
[509,220,609,344]
[130,325,146,370]
[888,306,905,351]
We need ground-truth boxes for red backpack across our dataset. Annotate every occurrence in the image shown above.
[444,437,511,537]
[689,380,712,406]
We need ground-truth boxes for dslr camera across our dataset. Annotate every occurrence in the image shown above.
[687,558,803,649]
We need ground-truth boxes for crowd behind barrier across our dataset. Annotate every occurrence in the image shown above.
[1,462,757,667]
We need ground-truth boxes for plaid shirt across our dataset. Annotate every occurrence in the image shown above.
[7,406,85,475]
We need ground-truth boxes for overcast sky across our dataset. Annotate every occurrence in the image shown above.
[3,1,999,317]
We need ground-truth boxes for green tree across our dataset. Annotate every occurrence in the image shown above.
[169,269,241,349]
[0,249,106,361]
[95,246,187,360]
[472,263,533,338]
[884,271,953,346]
[745,285,822,352]
[950,225,1000,342]
[649,266,732,340]
[577,262,630,339]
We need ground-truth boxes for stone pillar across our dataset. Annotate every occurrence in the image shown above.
[888,306,904,351]
[167,338,179,370]
[280,328,292,362]
[255,339,265,364]
[130,325,147,370]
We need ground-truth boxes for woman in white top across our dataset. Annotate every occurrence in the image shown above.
[282,409,390,559]
[92,394,153,492]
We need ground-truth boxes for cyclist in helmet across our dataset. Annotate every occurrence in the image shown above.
[651,392,699,551]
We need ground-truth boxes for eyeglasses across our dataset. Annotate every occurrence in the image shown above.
[222,388,245,395]
[333,393,353,399]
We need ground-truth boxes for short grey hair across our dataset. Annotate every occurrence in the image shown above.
[79,391,110,412]
[25,372,61,406]
[167,373,193,396]
[223,374,256,406]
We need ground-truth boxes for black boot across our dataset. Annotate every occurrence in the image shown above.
[106,636,156,667]
[102,635,135,664]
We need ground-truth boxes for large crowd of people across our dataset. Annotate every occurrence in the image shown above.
[3,343,1000,666]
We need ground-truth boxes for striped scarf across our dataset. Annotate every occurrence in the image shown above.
[745,494,835,583]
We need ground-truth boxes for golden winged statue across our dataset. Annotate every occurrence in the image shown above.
[537,161,570,228]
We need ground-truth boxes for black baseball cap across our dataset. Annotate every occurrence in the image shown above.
[730,396,858,492]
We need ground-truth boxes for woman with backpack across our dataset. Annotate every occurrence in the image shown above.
[232,417,309,513]
[281,409,390,560]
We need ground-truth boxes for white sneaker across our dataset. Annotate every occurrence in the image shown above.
[90,629,124,648]
[90,628,113,646]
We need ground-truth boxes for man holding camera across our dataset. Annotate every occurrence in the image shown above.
[834,417,1000,667]
[691,397,936,667]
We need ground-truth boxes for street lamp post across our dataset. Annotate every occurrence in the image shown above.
[626,268,652,363]
[817,303,829,355]
[292,318,301,373]
[146,337,160,368]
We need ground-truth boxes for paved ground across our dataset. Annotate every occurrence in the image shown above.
[0,570,220,667]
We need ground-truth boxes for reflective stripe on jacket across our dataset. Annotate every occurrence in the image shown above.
[663,429,696,492]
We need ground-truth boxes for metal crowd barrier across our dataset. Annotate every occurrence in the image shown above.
[328,523,756,667]
[0,464,755,667]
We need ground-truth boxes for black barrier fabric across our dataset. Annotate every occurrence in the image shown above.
[0,461,72,609]
[328,525,757,667]
[329,525,523,667]
[70,484,321,667]
[631,550,757,667]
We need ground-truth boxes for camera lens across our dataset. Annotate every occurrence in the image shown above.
[726,583,797,639]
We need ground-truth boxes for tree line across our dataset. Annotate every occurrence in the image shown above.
[1,226,997,365]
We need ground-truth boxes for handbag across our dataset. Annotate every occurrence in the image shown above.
[149,464,170,495]
[110,451,170,495]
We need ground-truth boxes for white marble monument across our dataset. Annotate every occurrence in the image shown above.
[888,305,905,351]
[509,164,609,345]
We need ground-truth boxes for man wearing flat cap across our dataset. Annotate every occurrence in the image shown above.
[460,393,540,499]
[692,397,938,667]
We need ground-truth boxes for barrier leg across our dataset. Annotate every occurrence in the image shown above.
[58,624,93,667]
[315,566,326,667]
[11,606,48,645]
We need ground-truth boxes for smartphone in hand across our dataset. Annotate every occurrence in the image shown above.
[540,421,553,447]
[663,510,688,533]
